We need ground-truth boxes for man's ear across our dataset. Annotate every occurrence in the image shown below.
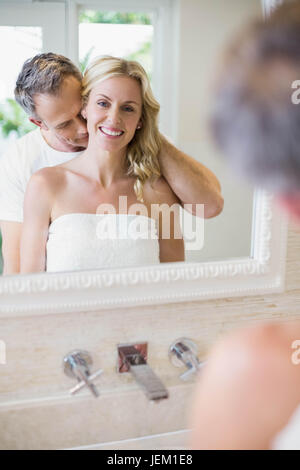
[29,117,48,130]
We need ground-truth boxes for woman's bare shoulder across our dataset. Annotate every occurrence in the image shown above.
[28,166,66,194]
[143,176,181,206]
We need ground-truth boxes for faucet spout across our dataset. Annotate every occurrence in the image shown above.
[118,344,169,401]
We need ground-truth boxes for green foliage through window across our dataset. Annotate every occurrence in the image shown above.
[79,11,153,78]
[0,98,34,138]
[79,11,152,25]
[80,46,95,73]
[126,41,152,80]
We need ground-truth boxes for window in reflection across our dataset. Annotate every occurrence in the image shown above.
[0,27,42,143]
[78,10,154,80]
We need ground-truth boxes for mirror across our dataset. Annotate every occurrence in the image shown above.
[0,0,264,276]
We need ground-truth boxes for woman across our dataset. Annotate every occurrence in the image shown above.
[20,56,185,273]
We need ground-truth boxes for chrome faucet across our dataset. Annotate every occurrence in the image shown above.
[118,343,169,401]
[169,338,205,381]
[63,350,103,398]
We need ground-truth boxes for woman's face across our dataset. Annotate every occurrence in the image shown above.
[83,75,143,152]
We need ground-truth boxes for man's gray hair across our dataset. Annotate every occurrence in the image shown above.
[210,0,300,195]
[14,52,82,118]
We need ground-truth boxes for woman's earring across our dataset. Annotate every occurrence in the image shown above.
[137,125,141,130]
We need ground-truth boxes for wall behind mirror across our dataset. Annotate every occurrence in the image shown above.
[174,0,262,262]
[0,0,263,275]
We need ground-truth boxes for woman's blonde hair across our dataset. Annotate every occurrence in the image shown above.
[82,55,162,202]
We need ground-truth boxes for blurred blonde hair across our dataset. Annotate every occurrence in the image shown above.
[82,55,162,202]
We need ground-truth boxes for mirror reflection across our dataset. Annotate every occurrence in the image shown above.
[0,1,261,276]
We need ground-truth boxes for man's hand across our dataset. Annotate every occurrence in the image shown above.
[158,134,224,218]
[0,221,22,275]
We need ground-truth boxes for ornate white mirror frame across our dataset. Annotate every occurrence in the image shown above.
[0,189,289,316]
[0,0,288,317]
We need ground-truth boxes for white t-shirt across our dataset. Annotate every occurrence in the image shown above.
[0,129,83,223]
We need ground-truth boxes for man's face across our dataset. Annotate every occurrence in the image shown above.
[32,75,89,152]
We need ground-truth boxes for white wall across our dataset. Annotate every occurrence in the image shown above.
[172,0,262,262]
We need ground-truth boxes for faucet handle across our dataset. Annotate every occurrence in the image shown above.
[168,338,205,381]
[63,350,103,398]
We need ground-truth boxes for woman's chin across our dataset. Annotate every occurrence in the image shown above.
[95,140,124,154]
[95,134,131,152]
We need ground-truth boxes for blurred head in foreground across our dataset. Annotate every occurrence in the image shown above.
[210,0,300,223]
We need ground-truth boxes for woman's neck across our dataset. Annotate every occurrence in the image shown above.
[79,142,128,188]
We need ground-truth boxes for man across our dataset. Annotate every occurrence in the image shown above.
[188,0,300,450]
[0,53,223,275]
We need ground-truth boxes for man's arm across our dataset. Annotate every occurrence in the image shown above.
[20,170,52,273]
[158,134,224,218]
[0,141,26,274]
[144,176,185,263]
[0,221,22,275]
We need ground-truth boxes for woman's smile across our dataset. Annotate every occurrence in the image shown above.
[99,126,124,138]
